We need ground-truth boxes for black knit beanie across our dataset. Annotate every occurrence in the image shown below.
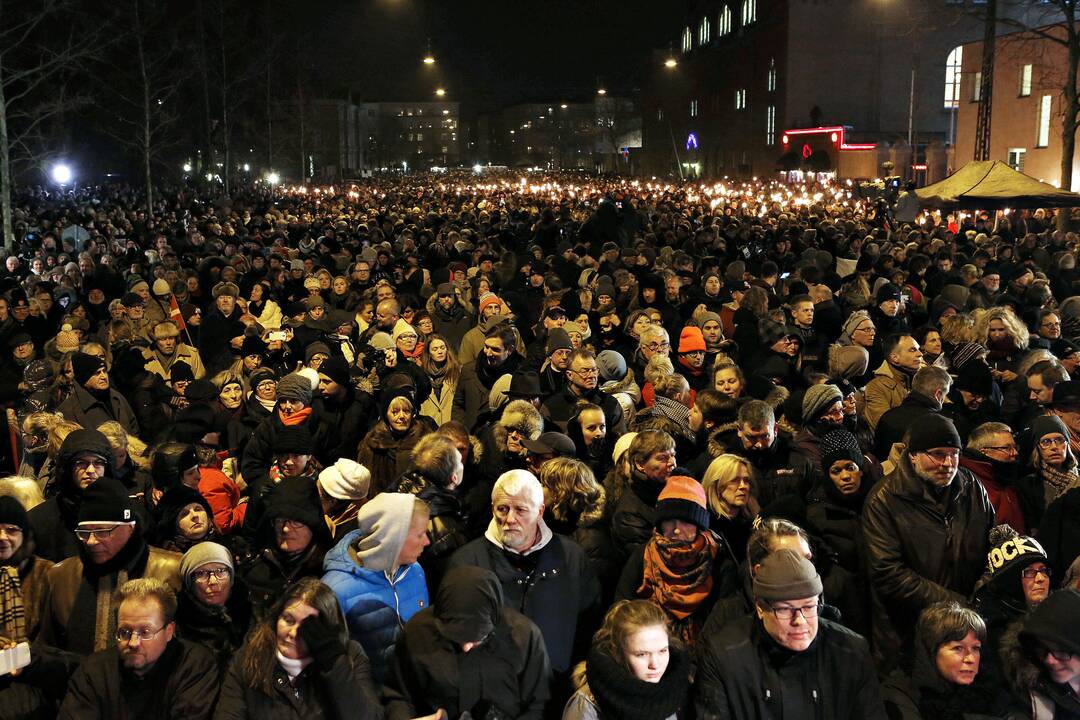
[0,496,28,531]
[77,477,136,525]
[275,426,315,456]
[71,352,106,386]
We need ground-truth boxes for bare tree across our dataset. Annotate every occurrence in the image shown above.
[94,0,191,211]
[0,0,101,249]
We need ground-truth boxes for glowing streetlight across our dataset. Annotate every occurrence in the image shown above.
[182,162,193,173]
[560,103,568,109]
[266,172,280,185]
[435,88,446,97]
[423,38,435,65]
[664,57,678,68]
[597,88,607,95]
[242,163,250,172]
[51,163,72,185]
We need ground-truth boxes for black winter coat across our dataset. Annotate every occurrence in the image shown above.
[695,615,887,720]
[240,405,339,496]
[388,469,469,591]
[175,585,253,673]
[861,455,995,668]
[1038,485,1080,572]
[874,392,943,460]
[449,533,601,674]
[610,475,664,563]
[213,640,382,720]
[199,307,246,376]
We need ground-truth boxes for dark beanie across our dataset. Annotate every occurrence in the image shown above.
[276,373,312,405]
[820,429,864,475]
[240,334,265,358]
[275,426,315,455]
[546,327,573,356]
[654,475,711,531]
[1032,413,1071,444]
[0,496,28,531]
[71,352,106,386]
[906,414,962,454]
[1019,589,1080,657]
[266,476,328,542]
[984,524,1048,593]
[319,356,350,387]
[77,477,136,524]
[170,361,195,383]
[953,361,994,396]
[752,548,824,601]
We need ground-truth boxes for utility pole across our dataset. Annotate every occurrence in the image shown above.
[974,0,996,161]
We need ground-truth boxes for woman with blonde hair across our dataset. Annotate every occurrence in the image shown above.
[563,600,690,720]
[419,332,460,426]
[540,457,618,590]
[975,306,1030,383]
[18,411,64,480]
[702,454,760,559]
[97,420,150,491]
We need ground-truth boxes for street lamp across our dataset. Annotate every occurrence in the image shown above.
[597,88,607,96]
[664,57,678,68]
[51,163,72,185]
[435,88,446,97]
[423,38,435,65]
[560,103,568,109]
[182,162,193,173]
[266,172,280,185]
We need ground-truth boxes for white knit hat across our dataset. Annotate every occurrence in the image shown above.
[612,431,638,464]
[318,459,372,501]
[296,366,321,391]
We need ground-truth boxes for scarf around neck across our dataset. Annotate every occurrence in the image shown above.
[586,643,689,720]
[0,566,26,642]
[278,406,312,426]
[639,531,718,643]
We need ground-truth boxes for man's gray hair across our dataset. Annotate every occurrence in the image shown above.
[492,469,544,507]
[639,325,669,348]
[912,365,952,398]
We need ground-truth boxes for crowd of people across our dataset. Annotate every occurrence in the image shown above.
[0,170,1077,719]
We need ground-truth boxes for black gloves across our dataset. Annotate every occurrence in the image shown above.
[298,613,346,670]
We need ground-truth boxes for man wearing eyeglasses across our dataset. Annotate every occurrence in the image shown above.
[540,349,625,436]
[39,478,182,656]
[696,549,885,719]
[862,414,994,671]
[59,578,217,719]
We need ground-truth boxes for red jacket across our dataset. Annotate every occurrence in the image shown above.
[198,467,247,534]
[960,455,1026,534]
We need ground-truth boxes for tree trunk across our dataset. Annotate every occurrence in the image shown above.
[196,0,213,182]
[218,0,229,195]
[297,73,305,181]
[0,64,13,251]
[134,0,153,211]
[1058,15,1079,231]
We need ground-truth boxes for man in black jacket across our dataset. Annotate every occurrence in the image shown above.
[197,281,246,376]
[58,578,217,719]
[875,365,952,458]
[541,349,625,436]
[861,414,995,670]
[695,549,885,719]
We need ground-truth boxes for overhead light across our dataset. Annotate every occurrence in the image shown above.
[597,88,607,95]
[560,103,568,109]
[266,172,280,185]
[665,58,678,68]
[51,163,72,185]
[435,88,446,97]
[182,162,193,173]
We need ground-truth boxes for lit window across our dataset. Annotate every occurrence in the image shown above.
[1020,64,1033,96]
[742,0,757,25]
[735,89,747,110]
[1008,148,1026,172]
[699,16,711,44]
[767,58,777,92]
[718,5,732,35]
[766,105,776,145]
[690,99,699,117]
[1037,95,1052,147]
[972,71,982,102]
[657,107,664,121]
[682,26,693,53]
[944,46,962,109]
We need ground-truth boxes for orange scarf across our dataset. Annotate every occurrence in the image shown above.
[402,342,425,364]
[638,531,718,644]
[278,406,313,426]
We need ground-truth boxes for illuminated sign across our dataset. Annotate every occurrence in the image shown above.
[686,132,699,150]
[781,125,876,151]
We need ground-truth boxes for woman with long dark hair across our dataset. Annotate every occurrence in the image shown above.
[213,577,381,720]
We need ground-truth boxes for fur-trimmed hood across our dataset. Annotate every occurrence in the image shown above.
[491,399,543,453]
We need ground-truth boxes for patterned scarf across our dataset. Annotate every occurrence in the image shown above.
[0,566,25,642]
[638,530,718,645]
[1039,458,1080,506]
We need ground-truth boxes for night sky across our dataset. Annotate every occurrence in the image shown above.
[292,0,688,109]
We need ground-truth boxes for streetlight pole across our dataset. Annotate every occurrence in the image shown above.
[974,0,997,161]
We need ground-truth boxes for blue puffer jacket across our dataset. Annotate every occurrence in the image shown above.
[322,529,429,685]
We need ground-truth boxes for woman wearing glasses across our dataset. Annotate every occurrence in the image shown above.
[1002,589,1080,719]
[176,541,251,673]
[1023,415,1079,528]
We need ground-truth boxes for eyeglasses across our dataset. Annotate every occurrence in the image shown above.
[1041,321,1061,329]
[982,444,1018,455]
[921,449,960,465]
[72,459,106,472]
[681,350,705,357]
[644,342,670,352]
[116,625,166,643]
[768,602,821,622]
[506,427,528,437]
[570,367,599,377]
[191,567,231,583]
[1021,566,1052,580]
[75,525,129,541]
[1039,436,1068,449]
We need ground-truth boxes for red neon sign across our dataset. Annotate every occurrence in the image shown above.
[781,125,876,151]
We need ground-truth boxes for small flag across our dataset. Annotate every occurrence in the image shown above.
[168,295,188,332]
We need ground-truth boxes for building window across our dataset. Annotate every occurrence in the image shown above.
[657,107,664,121]
[690,99,699,117]
[735,89,747,110]
[416,132,423,141]
[767,58,777,92]
[1008,148,1026,172]
[741,0,757,25]
[1020,64,1033,96]
[699,16,711,45]
[972,71,982,102]
[1037,94,1052,147]
[682,26,692,53]
[766,105,776,145]
[944,46,962,109]
[718,5,732,36]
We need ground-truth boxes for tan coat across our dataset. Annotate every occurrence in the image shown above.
[142,343,206,381]
[863,361,911,431]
